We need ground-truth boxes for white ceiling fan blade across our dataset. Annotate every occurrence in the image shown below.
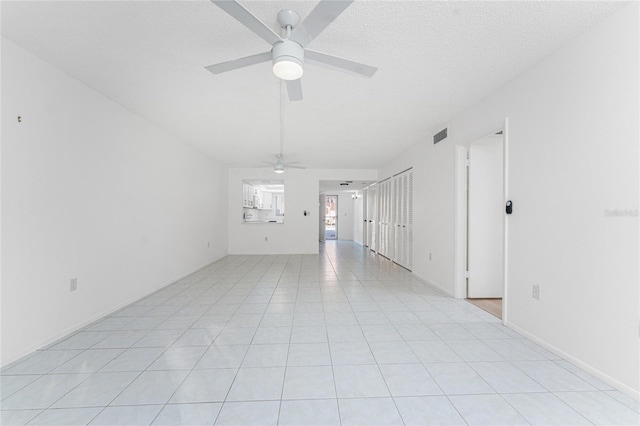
[285,79,303,101]
[211,1,282,45]
[205,51,271,74]
[306,49,377,77]
[289,0,353,47]
[285,165,306,169]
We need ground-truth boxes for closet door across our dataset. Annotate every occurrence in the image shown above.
[363,188,369,248]
[393,174,403,266]
[369,184,377,252]
[377,179,390,258]
[400,173,408,267]
[393,169,413,270]
[377,182,384,256]
[393,176,399,264]
[405,170,413,269]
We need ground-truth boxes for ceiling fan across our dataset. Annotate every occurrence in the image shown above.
[258,153,305,174]
[254,82,306,174]
[206,0,377,101]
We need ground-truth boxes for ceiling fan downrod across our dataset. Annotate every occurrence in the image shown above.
[272,10,303,80]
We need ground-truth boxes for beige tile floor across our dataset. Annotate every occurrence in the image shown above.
[1,241,638,425]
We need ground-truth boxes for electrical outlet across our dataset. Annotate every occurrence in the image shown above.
[532,284,540,300]
[70,278,78,292]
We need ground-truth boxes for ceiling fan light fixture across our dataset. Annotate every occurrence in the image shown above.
[273,59,303,80]
[274,163,286,174]
[272,40,304,81]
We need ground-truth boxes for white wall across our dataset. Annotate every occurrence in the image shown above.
[353,192,364,245]
[378,3,639,396]
[228,169,377,254]
[1,38,228,366]
[378,144,455,293]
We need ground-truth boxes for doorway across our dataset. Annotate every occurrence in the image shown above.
[325,195,338,240]
[457,129,506,320]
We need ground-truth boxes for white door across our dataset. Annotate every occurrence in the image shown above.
[377,179,391,258]
[319,194,326,242]
[467,136,504,298]
[392,169,413,270]
[405,170,413,269]
[393,174,402,265]
[363,188,369,247]
[368,185,377,252]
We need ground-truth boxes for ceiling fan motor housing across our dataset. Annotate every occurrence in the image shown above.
[272,40,304,80]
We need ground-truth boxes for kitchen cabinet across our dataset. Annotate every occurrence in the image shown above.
[242,183,274,210]
[243,183,253,208]
[242,179,285,224]
[253,188,263,209]
[261,192,273,210]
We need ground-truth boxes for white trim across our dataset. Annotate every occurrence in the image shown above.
[505,320,640,400]
[454,145,468,299]
[412,271,454,297]
[502,118,510,325]
[228,251,319,255]
[0,255,227,368]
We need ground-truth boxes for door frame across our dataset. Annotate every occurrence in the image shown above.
[325,194,338,240]
[319,194,326,242]
[454,118,509,324]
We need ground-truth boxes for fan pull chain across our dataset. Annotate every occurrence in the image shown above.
[280,80,285,157]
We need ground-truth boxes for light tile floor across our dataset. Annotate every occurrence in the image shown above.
[1,241,638,425]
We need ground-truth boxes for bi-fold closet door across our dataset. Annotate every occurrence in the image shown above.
[376,179,392,259]
[364,169,413,270]
[393,169,413,270]
[365,184,377,251]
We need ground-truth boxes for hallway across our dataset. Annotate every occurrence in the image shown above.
[1,241,637,425]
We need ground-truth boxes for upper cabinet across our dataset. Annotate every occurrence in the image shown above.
[261,192,273,210]
[242,183,254,208]
[242,180,284,223]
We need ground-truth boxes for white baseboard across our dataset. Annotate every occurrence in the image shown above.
[0,254,226,369]
[505,320,640,400]
[412,272,455,297]
[227,251,319,255]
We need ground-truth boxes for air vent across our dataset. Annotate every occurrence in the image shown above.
[433,128,448,144]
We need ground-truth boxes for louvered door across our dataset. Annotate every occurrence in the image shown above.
[365,184,377,252]
[393,169,413,270]
[377,178,392,259]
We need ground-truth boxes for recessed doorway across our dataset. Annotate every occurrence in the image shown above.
[325,195,338,240]
[455,126,507,321]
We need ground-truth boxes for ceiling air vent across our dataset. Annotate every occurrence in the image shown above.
[433,128,448,144]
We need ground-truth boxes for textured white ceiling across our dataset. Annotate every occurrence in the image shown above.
[1,1,623,169]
